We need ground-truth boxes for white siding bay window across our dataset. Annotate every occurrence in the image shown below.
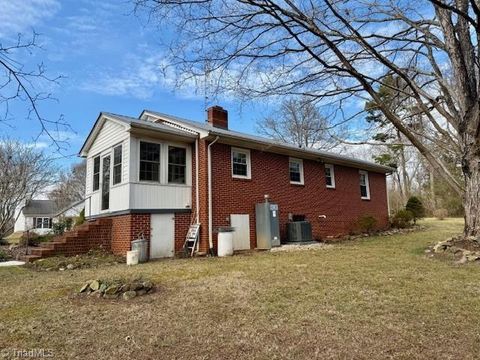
[359,170,370,200]
[231,148,251,179]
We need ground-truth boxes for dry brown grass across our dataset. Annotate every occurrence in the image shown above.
[1,218,479,359]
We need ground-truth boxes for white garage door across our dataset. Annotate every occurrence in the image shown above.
[150,214,174,258]
[230,214,251,250]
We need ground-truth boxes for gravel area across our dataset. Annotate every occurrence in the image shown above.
[270,242,333,252]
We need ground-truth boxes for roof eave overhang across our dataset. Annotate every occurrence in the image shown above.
[128,123,198,143]
[206,132,395,174]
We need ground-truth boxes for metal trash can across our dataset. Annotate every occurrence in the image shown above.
[217,227,235,257]
[131,239,148,263]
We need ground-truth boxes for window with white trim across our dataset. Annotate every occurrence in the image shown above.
[113,145,122,185]
[231,148,251,179]
[139,141,160,182]
[289,158,304,184]
[92,156,100,191]
[34,217,52,229]
[168,146,187,184]
[325,164,335,188]
[359,170,370,199]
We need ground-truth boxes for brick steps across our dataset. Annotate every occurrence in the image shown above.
[20,219,112,263]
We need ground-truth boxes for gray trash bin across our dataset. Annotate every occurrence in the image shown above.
[131,239,148,263]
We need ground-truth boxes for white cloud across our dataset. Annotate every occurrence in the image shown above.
[0,0,60,37]
[80,52,203,100]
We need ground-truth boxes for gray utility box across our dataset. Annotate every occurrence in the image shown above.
[287,221,313,242]
[255,201,281,249]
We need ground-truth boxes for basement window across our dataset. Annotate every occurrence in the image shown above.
[168,146,187,184]
[92,156,100,191]
[289,158,304,185]
[359,170,370,200]
[325,164,335,188]
[139,141,160,182]
[232,148,251,179]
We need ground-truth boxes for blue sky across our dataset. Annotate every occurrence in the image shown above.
[1,0,270,168]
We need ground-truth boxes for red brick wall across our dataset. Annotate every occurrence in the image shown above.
[111,214,150,256]
[175,212,191,254]
[206,143,389,249]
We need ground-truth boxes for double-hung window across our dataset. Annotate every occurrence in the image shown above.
[289,158,304,184]
[168,146,187,184]
[325,164,335,188]
[139,142,160,182]
[113,145,122,185]
[231,148,251,179]
[92,156,100,191]
[34,217,52,229]
[359,170,370,200]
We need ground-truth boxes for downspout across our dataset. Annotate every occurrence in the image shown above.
[208,136,220,254]
[386,173,391,217]
[195,137,200,223]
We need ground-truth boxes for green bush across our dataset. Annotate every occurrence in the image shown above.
[357,215,378,234]
[19,232,40,247]
[75,208,86,227]
[53,217,73,235]
[0,249,9,262]
[405,196,426,224]
[390,209,414,229]
[433,208,448,220]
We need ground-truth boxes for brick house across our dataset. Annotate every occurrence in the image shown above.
[79,106,392,259]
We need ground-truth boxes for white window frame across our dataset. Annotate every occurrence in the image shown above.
[231,147,251,179]
[34,217,51,229]
[325,164,335,189]
[112,144,123,186]
[359,170,371,200]
[289,158,304,185]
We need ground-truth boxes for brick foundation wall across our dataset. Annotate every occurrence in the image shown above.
[175,212,191,254]
[111,214,150,256]
[206,143,389,249]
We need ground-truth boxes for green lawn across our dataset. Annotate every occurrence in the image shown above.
[1,218,479,359]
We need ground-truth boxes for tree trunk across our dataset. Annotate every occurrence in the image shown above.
[463,154,480,237]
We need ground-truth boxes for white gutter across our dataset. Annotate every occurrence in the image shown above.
[208,136,220,252]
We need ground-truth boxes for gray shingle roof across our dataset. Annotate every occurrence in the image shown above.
[143,109,395,173]
[23,200,59,216]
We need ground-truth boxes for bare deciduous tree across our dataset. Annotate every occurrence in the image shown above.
[258,97,341,150]
[0,139,57,238]
[48,160,86,210]
[134,0,480,237]
[0,32,68,150]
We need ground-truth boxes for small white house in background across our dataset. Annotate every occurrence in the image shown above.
[14,199,84,235]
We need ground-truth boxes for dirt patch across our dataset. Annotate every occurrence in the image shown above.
[26,249,125,271]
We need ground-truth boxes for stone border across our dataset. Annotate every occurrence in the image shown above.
[430,236,480,263]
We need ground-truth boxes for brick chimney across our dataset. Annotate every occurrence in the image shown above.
[207,106,228,129]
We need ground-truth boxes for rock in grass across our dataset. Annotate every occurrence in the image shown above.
[99,283,108,293]
[123,291,137,300]
[79,282,91,293]
[136,289,147,296]
[89,280,100,291]
[67,264,75,270]
[105,285,120,295]
[142,281,153,290]
[130,282,144,291]
[90,290,103,298]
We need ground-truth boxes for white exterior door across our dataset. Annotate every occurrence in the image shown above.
[150,214,175,258]
[230,214,251,250]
